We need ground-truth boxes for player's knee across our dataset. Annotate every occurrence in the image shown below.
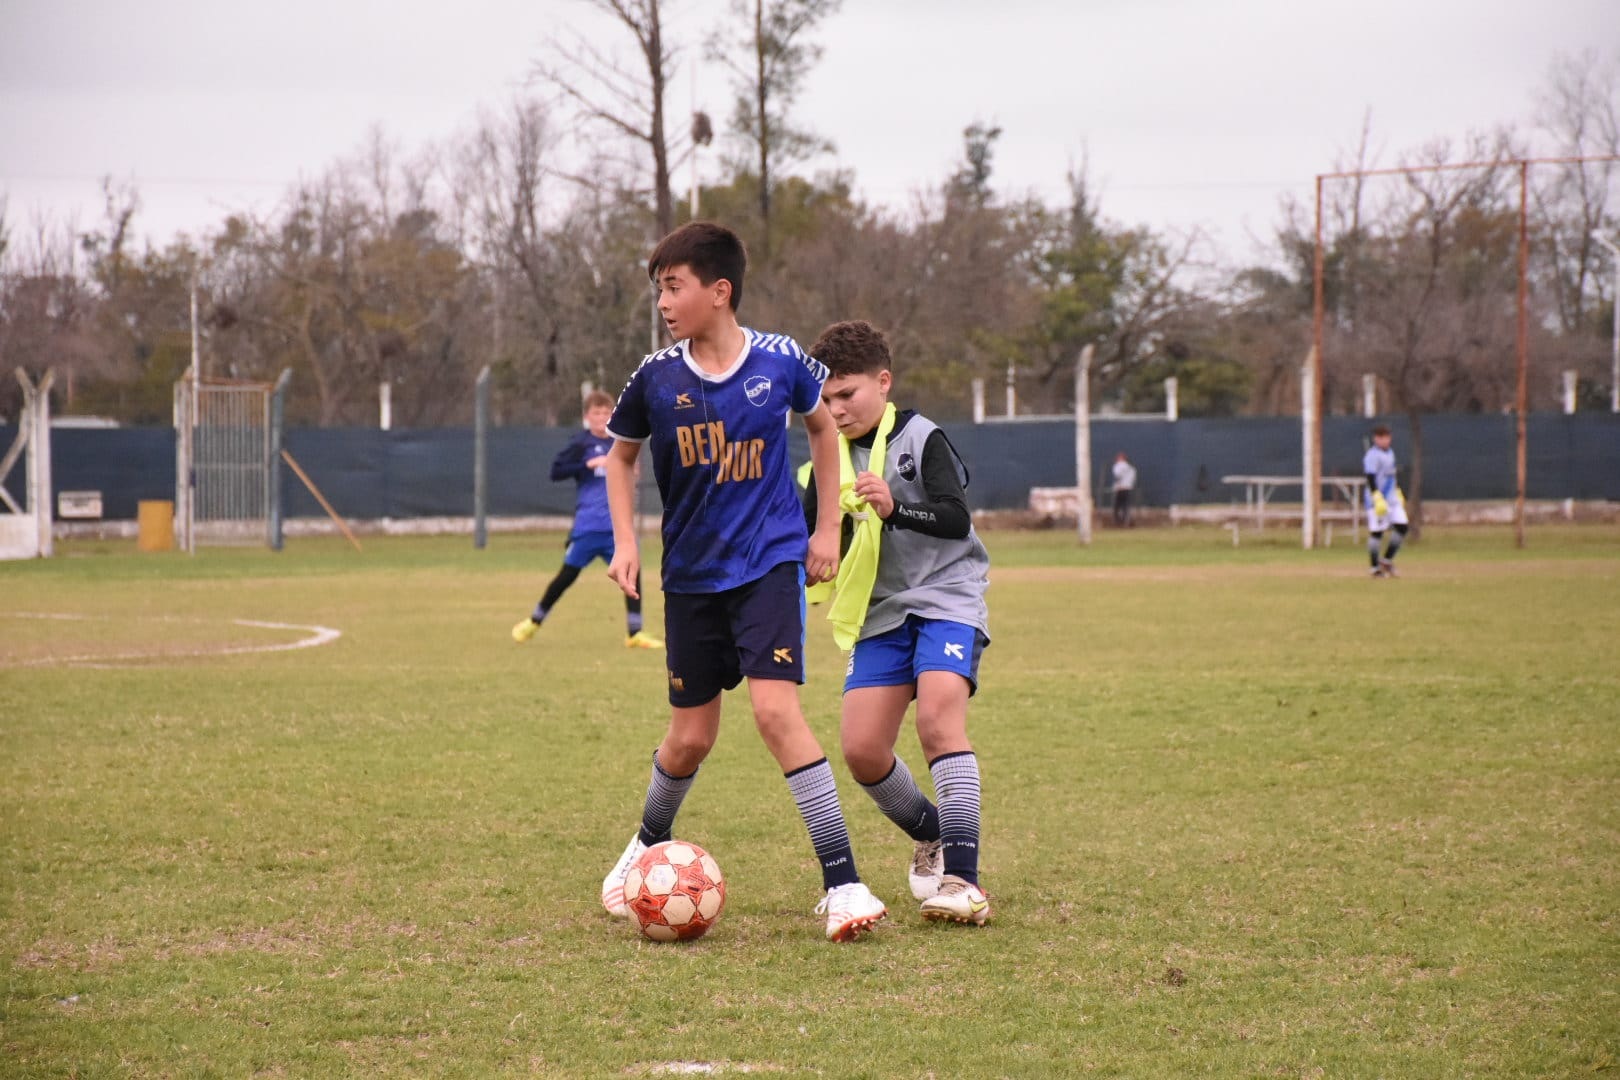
[915,708,970,760]
[660,727,716,772]
[840,728,891,782]
[1369,529,1385,540]
[750,699,805,746]
[1393,523,1409,536]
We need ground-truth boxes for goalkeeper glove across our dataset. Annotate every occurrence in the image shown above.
[1372,492,1389,517]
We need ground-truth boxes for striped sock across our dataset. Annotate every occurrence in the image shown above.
[785,758,860,889]
[637,750,697,846]
[859,756,940,842]
[930,751,981,886]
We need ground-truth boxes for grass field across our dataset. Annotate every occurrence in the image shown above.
[3,524,1618,1077]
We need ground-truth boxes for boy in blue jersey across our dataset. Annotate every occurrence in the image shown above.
[512,390,663,649]
[800,320,993,925]
[597,221,888,942]
[1364,424,1408,578]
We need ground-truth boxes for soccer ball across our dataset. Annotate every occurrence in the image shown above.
[624,840,726,942]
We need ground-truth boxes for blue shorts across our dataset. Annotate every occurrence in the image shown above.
[663,562,807,707]
[844,615,988,697]
[562,530,616,569]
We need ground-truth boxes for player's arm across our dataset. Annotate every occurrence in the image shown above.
[801,403,842,585]
[884,429,972,539]
[550,436,590,482]
[604,438,643,598]
[1365,471,1389,515]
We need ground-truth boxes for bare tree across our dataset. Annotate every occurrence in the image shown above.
[710,0,840,258]
[1346,133,1523,529]
[1532,51,1620,337]
[532,0,681,237]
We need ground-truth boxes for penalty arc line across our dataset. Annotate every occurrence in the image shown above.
[5,613,342,667]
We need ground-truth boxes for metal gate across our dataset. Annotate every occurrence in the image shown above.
[175,375,272,549]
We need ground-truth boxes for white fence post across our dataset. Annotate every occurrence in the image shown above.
[1075,345,1094,547]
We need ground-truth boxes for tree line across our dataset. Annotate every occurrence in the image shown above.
[1,4,1615,436]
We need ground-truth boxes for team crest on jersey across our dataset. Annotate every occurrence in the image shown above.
[744,375,772,406]
[896,452,917,482]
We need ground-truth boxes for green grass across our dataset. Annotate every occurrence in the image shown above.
[3,524,1618,1077]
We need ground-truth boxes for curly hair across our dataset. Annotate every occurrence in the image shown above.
[809,319,891,378]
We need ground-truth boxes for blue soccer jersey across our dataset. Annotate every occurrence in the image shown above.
[609,329,828,593]
[551,429,615,534]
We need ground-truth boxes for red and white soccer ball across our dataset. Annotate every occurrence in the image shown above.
[624,840,726,942]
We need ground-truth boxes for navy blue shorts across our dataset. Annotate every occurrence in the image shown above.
[844,615,988,697]
[562,530,615,569]
[663,562,807,707]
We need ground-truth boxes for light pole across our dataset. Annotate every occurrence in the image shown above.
[1596,233,1620,414]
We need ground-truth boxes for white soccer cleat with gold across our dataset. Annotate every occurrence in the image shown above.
[815,881,887,942]
[920,875,991,925]
[601,833,647,917]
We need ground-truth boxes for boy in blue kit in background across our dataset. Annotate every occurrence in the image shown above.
[1364,423,1408,578]
[512,390,663,649]
[597,222,888,942]
[802,319,993,925]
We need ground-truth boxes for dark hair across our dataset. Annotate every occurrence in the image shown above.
[583,389,615,411]
[647,221,747,311]
[810,320,891,378]
[1371,424,1391,437]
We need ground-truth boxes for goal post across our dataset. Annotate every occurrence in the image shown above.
[0,367,55,560]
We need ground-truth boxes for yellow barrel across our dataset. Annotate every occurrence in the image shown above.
[137,500,175,551]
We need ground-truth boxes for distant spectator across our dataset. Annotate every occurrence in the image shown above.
[1110,451,1137,527]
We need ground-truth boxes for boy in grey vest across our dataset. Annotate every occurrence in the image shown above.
[802,320,993,925]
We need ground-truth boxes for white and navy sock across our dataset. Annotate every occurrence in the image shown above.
[859,755,940,842]
[930,751,981,886]
[785,758,860,890]
[637,750,697,846]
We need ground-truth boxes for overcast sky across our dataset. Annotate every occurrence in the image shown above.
[2,0,1615,267]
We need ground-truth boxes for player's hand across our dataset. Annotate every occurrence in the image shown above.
[585,454,608,469]
[607,547,640,599]
[853,471,894,519]
[1372,492,1389,517]
[807,526,840,585]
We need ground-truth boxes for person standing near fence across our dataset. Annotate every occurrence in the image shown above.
[1110,451,1137,527]
[1364,424,1408,578]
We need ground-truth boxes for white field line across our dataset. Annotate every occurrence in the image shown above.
[4,612,342,667]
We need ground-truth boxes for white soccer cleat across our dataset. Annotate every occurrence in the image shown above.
[601,833,647,918]
[815,881,887,942]
[908,838,944,900]
[920,875,991,926]
[1380,558,1398,578]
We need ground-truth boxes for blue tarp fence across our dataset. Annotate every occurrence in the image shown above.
[5,414,1617,521]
